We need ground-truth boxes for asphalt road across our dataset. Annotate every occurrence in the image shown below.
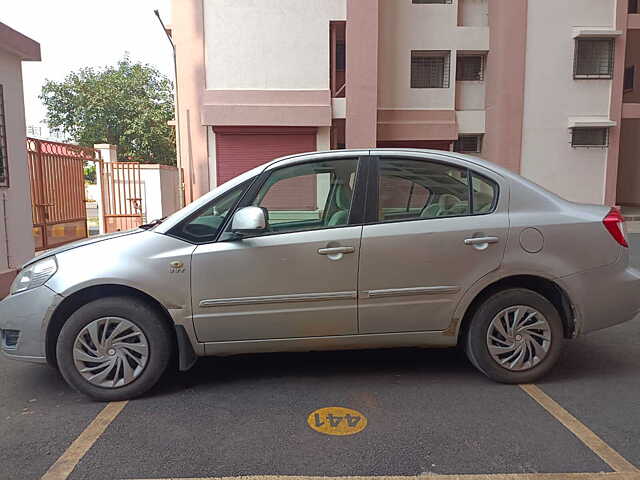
[1,237,639,479]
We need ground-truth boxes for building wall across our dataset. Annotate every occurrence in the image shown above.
[203,0,345,90]
[520,0,616,204]
[378,0,489,111]
[617,29,640,205]
[173,0,630,207]
[0,48,36,286]
[617,118,640,205]
[139,165,181,223]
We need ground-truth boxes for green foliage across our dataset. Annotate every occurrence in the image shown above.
[40,55,176,165]
[84,164,96,184]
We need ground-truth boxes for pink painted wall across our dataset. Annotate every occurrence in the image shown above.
[606,0,629,206]
[485,0,528,173]
[172,0,209,203]
[377,110,458,142]
[346,0,379,149]
[201,90,332,126]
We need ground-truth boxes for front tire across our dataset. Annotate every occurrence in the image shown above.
[465,288,564,384]
[56,296,172,401]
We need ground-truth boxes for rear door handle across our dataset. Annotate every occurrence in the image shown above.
[464,236,499,246]
[318,246,355,255]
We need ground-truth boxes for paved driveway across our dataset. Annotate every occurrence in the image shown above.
[1,237,640,480]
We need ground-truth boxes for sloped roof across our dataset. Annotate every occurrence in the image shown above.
[0,22,40,61]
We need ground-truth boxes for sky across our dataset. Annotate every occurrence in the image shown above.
[1,0,174,132]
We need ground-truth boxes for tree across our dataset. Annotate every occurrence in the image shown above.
[40,55,176,165]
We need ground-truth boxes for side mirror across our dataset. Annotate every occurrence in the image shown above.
[230,206,268,236]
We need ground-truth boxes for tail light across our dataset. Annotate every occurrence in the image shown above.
[603,208,628,247]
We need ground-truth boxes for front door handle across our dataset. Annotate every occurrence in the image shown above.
[464,236,499,246]
[318,246,355,255]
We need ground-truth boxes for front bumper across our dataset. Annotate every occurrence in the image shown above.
[0,285,63,363]
[559,258,640,336]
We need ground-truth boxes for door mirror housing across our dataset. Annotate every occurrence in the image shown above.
[230,206,268,236]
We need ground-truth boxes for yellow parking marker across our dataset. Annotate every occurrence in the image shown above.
[41,401,128,480]
[520,384,639,473]
[307,407,367,436]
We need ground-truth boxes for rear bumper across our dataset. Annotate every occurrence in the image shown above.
[0,285,62,363]
[559,257,640,335]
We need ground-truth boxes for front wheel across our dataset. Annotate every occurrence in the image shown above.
[465,288,564,384]
[56,296,172,401]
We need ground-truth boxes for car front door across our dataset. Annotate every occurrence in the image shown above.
[188,155,365,343]
[357,154,509,334]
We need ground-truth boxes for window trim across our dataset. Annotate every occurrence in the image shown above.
[0,84,9,188]
[573,38,615,80]
[365,155,500,226]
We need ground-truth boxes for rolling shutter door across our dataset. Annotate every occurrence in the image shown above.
[214,127,317,210]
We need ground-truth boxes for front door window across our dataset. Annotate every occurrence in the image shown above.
[241,158,359,236]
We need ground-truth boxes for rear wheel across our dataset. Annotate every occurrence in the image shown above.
[56,296,172,401]
[465,288,564,383]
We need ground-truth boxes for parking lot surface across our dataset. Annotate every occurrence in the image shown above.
[1,236,640,480]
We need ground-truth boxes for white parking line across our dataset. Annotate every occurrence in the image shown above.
[41,401,128,480]
[126,473,640,480]
[520,384,639,473]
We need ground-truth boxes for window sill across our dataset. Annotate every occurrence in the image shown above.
[573,75,614,80]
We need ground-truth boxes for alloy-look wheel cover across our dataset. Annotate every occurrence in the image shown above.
[486,305,552,372]
[72,317,149,388]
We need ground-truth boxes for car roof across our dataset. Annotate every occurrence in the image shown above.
[266,148,513,179]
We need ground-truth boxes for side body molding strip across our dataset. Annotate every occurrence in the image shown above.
[364,286,460,298]
[200,291,357,308]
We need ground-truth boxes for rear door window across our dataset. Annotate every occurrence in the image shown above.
[377,158,470,222]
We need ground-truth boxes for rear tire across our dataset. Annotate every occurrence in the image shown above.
[56,296,172,401]
[465,288,564,384]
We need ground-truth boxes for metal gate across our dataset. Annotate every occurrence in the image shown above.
[101,161,144,233]
[27,138,97,251]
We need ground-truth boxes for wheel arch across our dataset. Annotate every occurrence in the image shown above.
[45,284,178,368]
[457,274,576,344]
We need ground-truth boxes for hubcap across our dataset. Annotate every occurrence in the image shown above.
[486,306,552,371]
[72,317,149,388]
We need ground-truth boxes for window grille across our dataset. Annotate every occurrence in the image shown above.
[411,51,451,88]
[571,127,609,147]
[0,85,8,187]
[574,38,615,79]
[456,55,485,81]
[454,135,483,153]
[630,0,638,13]
[413,0,452,3]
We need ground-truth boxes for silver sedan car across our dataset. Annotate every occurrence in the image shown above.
[1,149,638,401]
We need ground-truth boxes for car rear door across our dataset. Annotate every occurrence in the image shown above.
[357,153,509,334]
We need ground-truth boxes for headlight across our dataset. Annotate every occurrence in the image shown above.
[10,257,58,295]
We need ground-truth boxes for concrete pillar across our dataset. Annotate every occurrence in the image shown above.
[172,0,209,203]
[93,144,117,234]
[346,0,379,149]
[485,0,528,173]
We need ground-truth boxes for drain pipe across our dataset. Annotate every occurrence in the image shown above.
[2,192,10,269]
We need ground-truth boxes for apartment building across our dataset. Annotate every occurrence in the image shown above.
[171,0,640,206]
